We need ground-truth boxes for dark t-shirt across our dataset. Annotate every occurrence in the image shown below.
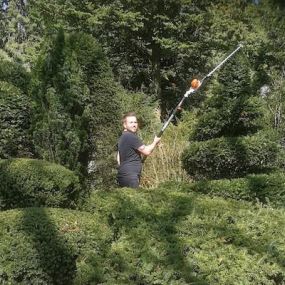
[118,131,144,175]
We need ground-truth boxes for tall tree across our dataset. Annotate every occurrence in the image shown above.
[31,30,120,184]
[0,0,31,62]
[0,60,32,158]
[82,0,213,116]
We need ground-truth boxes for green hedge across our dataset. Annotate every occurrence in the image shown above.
[0,159,81,210]
[191,96,265,142]
[182,171,285,208]
[182,133,281,180]
[0,189,285,284]
[80,188,285,285]
[0,208,112,285]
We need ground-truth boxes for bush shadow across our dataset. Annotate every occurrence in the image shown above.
[104,189,210,284]
[19,207,77,285]
[98,188,285,284]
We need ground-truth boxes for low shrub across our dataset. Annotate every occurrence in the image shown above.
[182,132,281,180]
[0,208,112,285]
[0,158,81,210]
[80,188,285,285]
[1,189,285,284]
[181,171,285,208]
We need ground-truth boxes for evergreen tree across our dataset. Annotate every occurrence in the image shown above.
[251,0,285,144]
[31,30,120,185]
[182,54,282,180]
[80,0,214,116]
[0,60,32,158]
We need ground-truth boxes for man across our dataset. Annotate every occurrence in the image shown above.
[117,112,161,188]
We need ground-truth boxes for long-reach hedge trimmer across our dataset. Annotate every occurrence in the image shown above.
[156,44,243,138]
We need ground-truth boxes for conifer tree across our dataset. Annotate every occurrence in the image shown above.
[0,60,32,158]
[31,30,120,184]
[182,55,282,180]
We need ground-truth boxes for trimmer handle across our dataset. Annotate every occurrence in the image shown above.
[157,130,163,138]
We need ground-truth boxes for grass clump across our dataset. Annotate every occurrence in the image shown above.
[140,121,191,188]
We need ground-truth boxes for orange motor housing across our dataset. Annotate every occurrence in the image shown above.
[191,79,201,89]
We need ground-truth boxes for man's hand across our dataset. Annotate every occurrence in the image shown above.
[138,136,161,156]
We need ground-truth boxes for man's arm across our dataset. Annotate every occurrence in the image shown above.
[138,136,160,156]
[117,151,120,165]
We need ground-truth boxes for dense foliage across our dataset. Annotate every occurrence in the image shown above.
[0,208,112,285]
[0,158,81,210]
[31,30,121,184]
[182,132,280,180]
[1,188,285,285]
[0,60,32,158]
[182,55,283,180]
[0,1,285,283]
[173,171,285,208]
[85,0,213,116]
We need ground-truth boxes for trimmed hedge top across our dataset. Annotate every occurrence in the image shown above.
[0,158,81,210]
[182,132,281,180]
[0,208,112,285]
[0,188,285,284]
[80,188,285,285]
[180,171,285,208]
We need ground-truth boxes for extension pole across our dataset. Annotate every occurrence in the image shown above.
[157,44,243,138]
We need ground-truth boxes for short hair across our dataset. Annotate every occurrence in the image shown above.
[122,112,137,123]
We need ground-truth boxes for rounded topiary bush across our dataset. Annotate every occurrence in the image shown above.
[185,171,285,208]
[0,208,112,285]
[183,54,282,183]
[191,96,265,142]
[0,190,285,285]
[182,132,281,180]
[0,158,81,210]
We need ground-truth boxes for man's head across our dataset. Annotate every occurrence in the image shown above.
[122,112,138,133]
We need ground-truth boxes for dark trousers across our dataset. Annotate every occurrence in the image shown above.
[117,173,140,188]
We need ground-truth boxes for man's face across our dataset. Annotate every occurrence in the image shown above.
[123,116,138,133]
